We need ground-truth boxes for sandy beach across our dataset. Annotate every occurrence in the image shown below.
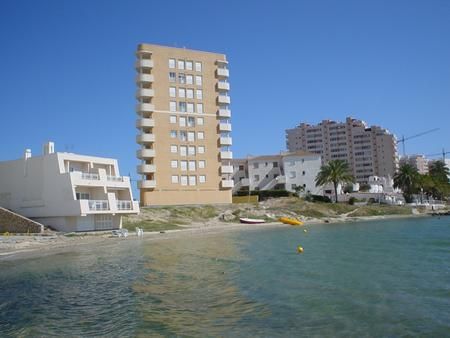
[0,213,430,261]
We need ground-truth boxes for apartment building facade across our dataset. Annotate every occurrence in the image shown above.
[286,117,398,184]
[0,142,139,232]
[135,43,233,206]
[232,151,322,195]
[399,154,429,174]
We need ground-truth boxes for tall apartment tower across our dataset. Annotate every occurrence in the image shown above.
[135,43,233,206]
[286,117,398,184]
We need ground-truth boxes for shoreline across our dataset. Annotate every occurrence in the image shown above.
[0,213,434,261]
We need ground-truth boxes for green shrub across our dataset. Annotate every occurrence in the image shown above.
[348,197,357,205]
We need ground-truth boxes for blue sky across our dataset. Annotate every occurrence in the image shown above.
[1,0,449,182]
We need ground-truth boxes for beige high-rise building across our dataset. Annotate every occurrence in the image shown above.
[286,117,399,184]
[399,155,429,174]
[135,43,233,206]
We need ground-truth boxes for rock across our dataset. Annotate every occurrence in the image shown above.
[219,210,235,222]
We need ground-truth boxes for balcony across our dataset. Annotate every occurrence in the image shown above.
[116,200,133,211]
[106,175,124,182]
[220,151,233,160]
[240,178,250,186]
[217,95,231,104]
[221,180,234,189]
[136,149,155,159]
[135,59,154,69]
[88,200,109,211]
[216,68,229,78]
[136,133,155,144]
[136,74,154,83]
[138,180,156,189]
[137,164,156,174]
[136,103,155,113]
[275,175,286,184]
[221,165,233,174]
[220,136,232,146]
[136,88,154,98]
[217,109,231,118]
[219,123,232,132]
[136,118,155,128]
[216,81,230,91]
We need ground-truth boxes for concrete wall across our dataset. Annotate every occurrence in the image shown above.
[0,207,44,233]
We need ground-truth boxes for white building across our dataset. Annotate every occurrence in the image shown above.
[0,142,139,232]
[232,151,322,195]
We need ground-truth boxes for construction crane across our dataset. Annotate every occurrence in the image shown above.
[426,148,450,161]
[397,128,440,156]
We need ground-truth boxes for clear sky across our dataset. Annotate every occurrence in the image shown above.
[1,0,449,183]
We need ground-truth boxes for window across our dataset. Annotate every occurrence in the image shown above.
[178,73,186,84]
[198,160,205,169]
[253,163,259,169]
[195,62,202,72]
[273,162,278,167]
[197,117,204,126]
[289,161,295,166]
[170,145,178,153]
[177,60,185,70]
[186,61,193,70]
[187,103,194,113]
[180,146,187,156]
[169,87,176,97]
[199,175,206,183]
[171,160,178,168]
[239,165,244,171]
[189,176,196,186]
[170,130,177,138]
[197,131,204,140]
[189,160,196,171]
[170,101,177,112]
[169,58,176,69]
[289,171,296,179]
[169,72,176,82]
[186,89,194,99]
[178,88,186,98]
[179,131,187,141]
[198,146,205,154]
[196,89,203,100]
[180,175,188,186]
[180,160,187,171]
[179,116,186,127]
[187,131,195,142]
[197,103,203,114]
[169,115,177,124]
[254,175,260,181]
[76,192,90,200]
[302,171,306,176]
[186,74,193,85]
[188,146,196,155]
[171,175,178,184]
[179,102,187,112]
[187,117,195,127]
[195,75,202,86]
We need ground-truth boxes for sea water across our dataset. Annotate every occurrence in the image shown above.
[0,217,449,337]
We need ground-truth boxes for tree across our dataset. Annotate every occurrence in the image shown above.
[393,163,419,203]
[315,160,354,203]
[428,161,450,184]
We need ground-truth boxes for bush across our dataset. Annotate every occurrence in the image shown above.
[348,197,357,205]
[359,184,371,192]
[234,190,292,200]
[305,194,332,203]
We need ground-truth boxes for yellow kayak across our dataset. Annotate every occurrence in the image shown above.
[279,217,304,226]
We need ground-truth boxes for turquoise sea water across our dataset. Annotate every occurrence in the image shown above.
[1,217,449,337]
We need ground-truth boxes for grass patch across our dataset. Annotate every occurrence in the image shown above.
[122,221,182,232]
[350,205,413,217]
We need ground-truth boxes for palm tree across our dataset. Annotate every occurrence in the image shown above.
[393,163,419,203]
[315,160,354,203]
[428,160,450,184]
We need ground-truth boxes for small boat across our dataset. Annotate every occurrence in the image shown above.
[240,217,266,224]
[279,217,304,226]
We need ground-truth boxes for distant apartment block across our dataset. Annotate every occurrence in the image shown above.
[286,117,398,184]
[399,154,429,174]
[232,151,322,195]
[0,142,139,232]
[135,43,232,206]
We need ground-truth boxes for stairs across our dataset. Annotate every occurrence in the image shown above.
[0,207,44,233]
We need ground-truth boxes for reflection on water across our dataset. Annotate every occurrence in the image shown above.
[1,217,450,337]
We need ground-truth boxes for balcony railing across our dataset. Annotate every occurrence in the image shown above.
[117,200,132,210]
[88,200,109,211]
[107,175,124,182]
[81,173,99,180]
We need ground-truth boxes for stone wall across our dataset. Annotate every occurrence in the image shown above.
[0,207,44,233]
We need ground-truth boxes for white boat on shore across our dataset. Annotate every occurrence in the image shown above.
[239,217,266,224]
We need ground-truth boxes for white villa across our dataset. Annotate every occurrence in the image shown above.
[0,142,139,232]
